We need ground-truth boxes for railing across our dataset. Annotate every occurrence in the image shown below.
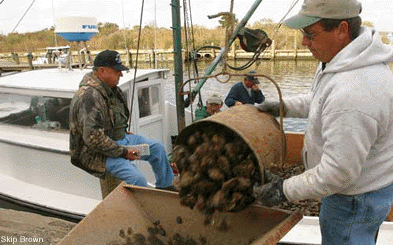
[0,48,315,75]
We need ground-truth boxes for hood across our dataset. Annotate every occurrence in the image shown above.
[324,27,393,73]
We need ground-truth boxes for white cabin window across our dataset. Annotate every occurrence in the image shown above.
[138,85,161,118]
[0,92,71,130]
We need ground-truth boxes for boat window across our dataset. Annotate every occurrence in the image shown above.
[138,85,161,118]
[0,92,71,131]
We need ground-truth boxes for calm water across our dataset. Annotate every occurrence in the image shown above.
[161,60,320,132]
[139,59,393,132]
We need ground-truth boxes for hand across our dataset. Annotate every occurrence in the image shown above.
[125,149,140,160]
[253,172,287,207]
[251,84,259,91]
[170,162,179,175]
[254,101,286,117]
[235,101,243,106]
[262,169,281,184]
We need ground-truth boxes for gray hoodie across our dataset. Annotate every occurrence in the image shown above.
[283,27,393,201]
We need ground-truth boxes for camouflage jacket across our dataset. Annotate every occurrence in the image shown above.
[69,72,129,177]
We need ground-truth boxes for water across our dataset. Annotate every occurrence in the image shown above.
[163,60,320,132]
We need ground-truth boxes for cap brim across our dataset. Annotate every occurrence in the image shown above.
[246,76,260,84]
[207,99,222,104]
[113,64,129,71]
[284,14,321,29]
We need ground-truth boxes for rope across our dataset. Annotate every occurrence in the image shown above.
[182,0,195,121]
[121,0,129,51]
[128,0,145,131]
[253,0,300,71]
[222,0,235,73]
[271,0,301,40]
[11,0,36,33]
[183,0,205,121]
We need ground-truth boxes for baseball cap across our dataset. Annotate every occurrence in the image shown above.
[207,93,223,105]
[93,50,129,71]
[245,70,260,84]
[284,0,362,29]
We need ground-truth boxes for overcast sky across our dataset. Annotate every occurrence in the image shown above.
[0,0,392,35]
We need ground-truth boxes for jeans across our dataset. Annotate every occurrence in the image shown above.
[319,182,393,245]
[105,134,174,188]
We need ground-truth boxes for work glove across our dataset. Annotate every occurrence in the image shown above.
[262,168,281,184]
[255,101,286,117]
[253,169,287,207]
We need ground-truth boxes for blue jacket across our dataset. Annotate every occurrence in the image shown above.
[225,82,265,107]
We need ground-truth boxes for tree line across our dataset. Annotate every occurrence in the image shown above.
[0,18,386,54]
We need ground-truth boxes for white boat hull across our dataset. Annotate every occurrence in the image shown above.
[0,68,170,221]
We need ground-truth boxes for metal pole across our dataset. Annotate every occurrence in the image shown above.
[185,0,264,106]
[52,0,58,46]
[171,0,186,132]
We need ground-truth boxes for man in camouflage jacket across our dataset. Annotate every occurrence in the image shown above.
[69,50,174,188]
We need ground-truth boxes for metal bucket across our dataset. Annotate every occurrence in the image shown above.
[175,105,286,181]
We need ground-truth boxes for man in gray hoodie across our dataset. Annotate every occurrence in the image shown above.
[254,0,393,244]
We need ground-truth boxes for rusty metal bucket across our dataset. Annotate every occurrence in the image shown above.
[58,183,302,245]
[176,105,286,178]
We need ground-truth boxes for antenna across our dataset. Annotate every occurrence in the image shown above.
[11,0,37,33]
[51,0,58,46]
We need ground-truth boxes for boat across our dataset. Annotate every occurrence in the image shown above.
[1,0,392,244]
[0,67,175,222]
[32,46,72,65]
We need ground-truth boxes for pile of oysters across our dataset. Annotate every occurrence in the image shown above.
[172,124,262,222]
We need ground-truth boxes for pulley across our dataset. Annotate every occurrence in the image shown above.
[237,27,272,53]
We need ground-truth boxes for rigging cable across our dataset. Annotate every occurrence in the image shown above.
[271,0,301,40]
[182,0,198,120]
[154,0,158,68]
[186,0,204,110]
[223,0,301,71]
[253,0,301,70]
[221,0,235,73]
[208,0,269,72]
[121,0,129,52]
[127,0,145,131]
[188,0,203,108]
[11,0,36,33]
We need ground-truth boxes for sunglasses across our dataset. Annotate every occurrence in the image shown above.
[301,29,317,40]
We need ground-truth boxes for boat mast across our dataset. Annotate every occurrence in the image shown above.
[171,0,186,132]
[51,0,58,46]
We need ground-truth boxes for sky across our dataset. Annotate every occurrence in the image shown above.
[0,0,392,36]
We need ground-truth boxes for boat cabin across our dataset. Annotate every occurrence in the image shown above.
[0,68,170,220]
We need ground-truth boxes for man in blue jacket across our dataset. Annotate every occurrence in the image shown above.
[224,70,265,107]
